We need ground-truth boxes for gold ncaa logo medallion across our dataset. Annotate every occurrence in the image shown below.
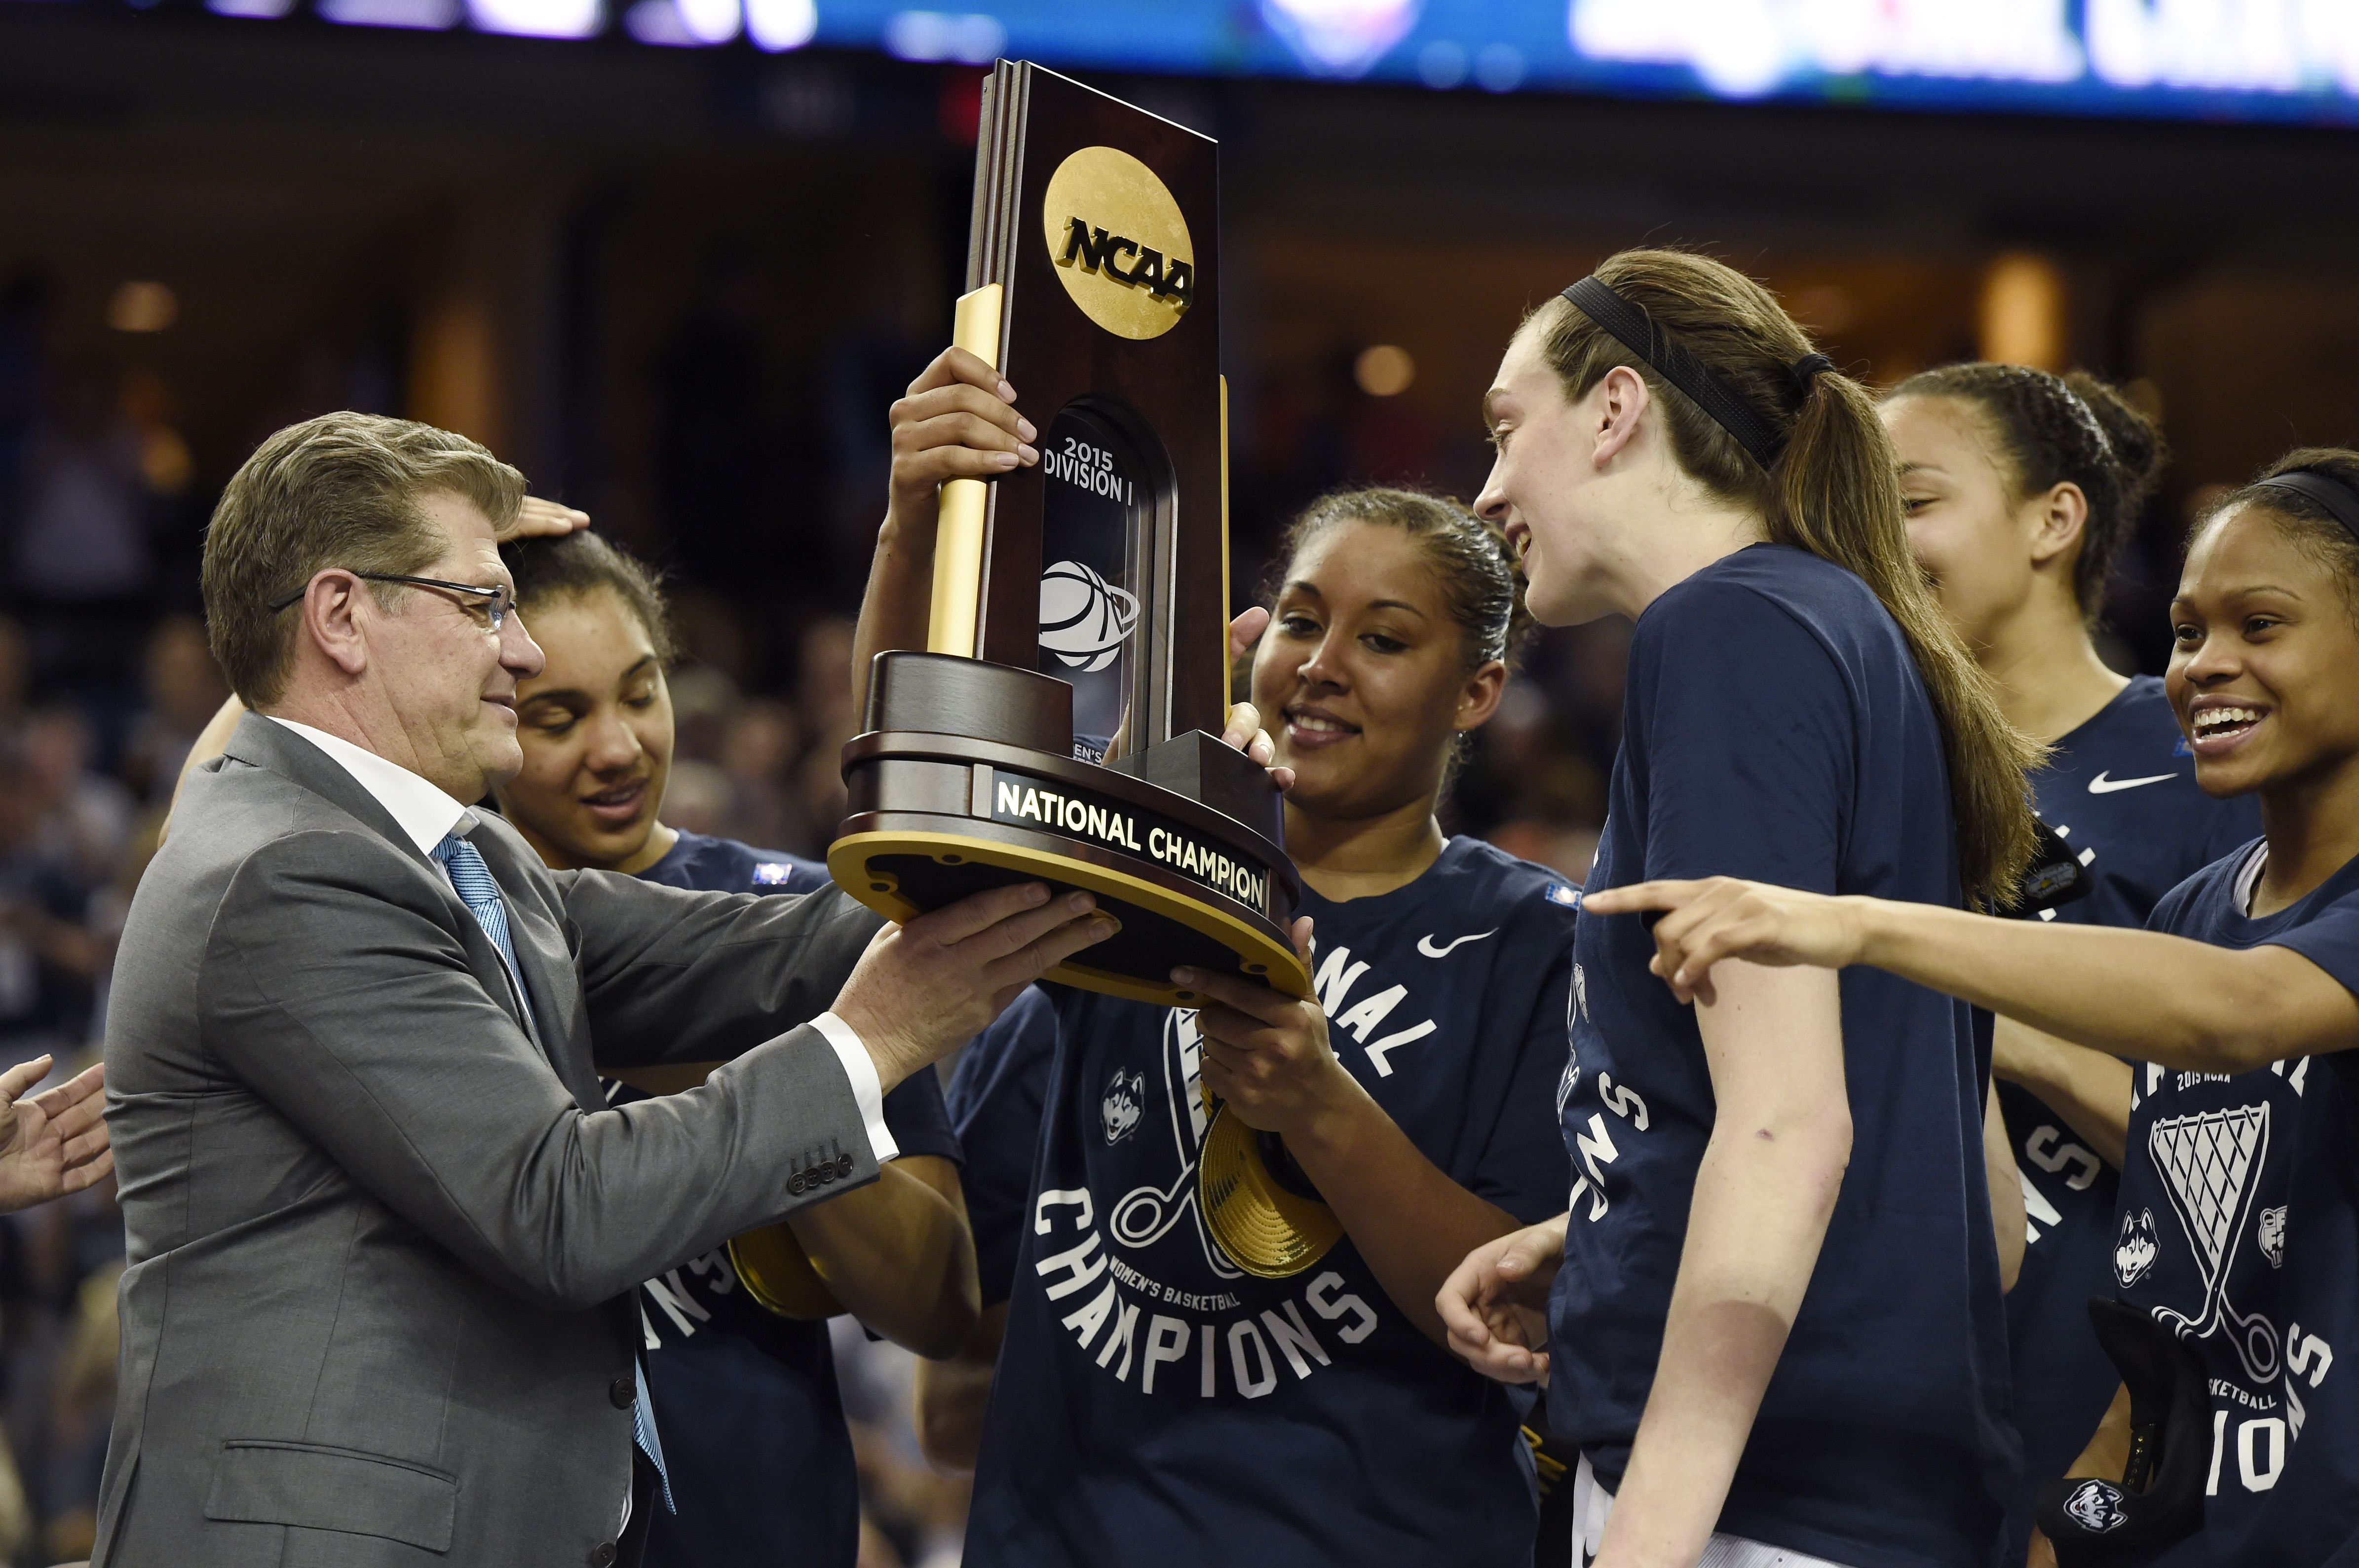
[1042,146,1195,341]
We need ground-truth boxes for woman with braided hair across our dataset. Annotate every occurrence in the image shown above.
[1881,365,2258,1564]
[1438,250,2039,1568]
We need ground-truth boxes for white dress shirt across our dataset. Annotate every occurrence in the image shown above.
[261,715,897,1160]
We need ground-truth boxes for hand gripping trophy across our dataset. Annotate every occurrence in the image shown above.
[817,62,1339,1280]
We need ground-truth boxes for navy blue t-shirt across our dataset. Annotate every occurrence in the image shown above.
[951,836,1578,1568]
[2001,677,2259,1558]
[1549,545,2017,1568]
[617,833,963,1568]
[2114,844,2359,1567]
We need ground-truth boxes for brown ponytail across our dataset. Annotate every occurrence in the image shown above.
[1531,249,2042,904]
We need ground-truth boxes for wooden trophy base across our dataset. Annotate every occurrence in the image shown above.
[830,652,1309,1008]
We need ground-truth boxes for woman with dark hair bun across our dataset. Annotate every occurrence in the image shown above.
[1880,364,2258,1563]
[492,528,980,1568]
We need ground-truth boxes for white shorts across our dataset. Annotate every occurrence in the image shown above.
[1571,1455,1859,1568]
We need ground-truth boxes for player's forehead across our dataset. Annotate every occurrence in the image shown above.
[1281,523,1442,620]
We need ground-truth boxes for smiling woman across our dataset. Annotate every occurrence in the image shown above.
[495,531,681,873]
[906,477,1582,1568]
[1876,364,2258,1566]
[490,527,983,1568]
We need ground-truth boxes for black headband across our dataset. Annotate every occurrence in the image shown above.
[1561,276,1820,469]
[2252,469,2359,543]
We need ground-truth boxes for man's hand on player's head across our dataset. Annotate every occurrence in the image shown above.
[501,496,592,543]
[833,882,1115,1091]
[887,347,1039,528]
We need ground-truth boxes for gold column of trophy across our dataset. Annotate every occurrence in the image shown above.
[792,61,1334,1281]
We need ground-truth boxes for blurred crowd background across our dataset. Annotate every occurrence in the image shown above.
[7,2,2359,1563]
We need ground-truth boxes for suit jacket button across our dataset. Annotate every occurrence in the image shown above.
[609,1376,634,1410]
[590,1542,618,1568]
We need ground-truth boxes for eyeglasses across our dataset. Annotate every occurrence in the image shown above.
[268,572,515,633]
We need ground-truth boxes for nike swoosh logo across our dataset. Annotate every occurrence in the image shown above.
[1417,928,1499,958]
[2088,770,2177,794]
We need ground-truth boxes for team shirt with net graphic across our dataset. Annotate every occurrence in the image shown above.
[1548,546,2018,1568]
[1998,675,2259,1561]
[947,836,1578,1568]
[2110,842,2359,1566]
[605,835,963,1568]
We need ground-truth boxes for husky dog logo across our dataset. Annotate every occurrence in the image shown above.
[2061,1479,2129,1533]
[2259,1205,2287,1269]
[1103,1011,1241,1277]
[1101,1068,1146,1146]
[2149,1102,2282,1382]
[1038,560,1140,673]
[2115,1208,2159,1288]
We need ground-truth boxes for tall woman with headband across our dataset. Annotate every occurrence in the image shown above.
[1438,250,2039,1568]
[1579,448,2359,1568]
[1881,365,2258,1564]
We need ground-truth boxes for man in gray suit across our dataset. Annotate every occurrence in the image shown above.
[97,413,1118,1568]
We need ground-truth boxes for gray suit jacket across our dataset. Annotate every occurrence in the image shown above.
[96,714,885,1567]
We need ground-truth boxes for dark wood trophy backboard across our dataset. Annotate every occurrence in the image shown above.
[827,62,1336,1277]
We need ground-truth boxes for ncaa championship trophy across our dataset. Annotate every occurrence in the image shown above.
[821,61,1338,1278]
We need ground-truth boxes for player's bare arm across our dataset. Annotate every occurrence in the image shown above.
[1583,878,2359,1074]
[913,1300,1008,1473]
[1994,1016,2132,1169]
[786,1155,978,1359]
[1589,961,1850,1568]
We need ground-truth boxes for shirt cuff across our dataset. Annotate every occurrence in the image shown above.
[810,1011,900,1164]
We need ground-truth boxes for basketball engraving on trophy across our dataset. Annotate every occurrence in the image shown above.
[1038,560,1140,674]
[1040,145,1195,341]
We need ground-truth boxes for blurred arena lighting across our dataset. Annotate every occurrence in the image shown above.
[745,0,818,50]
[106,281,177,335]
[1572,0,2086,98]
[467,0,600,38]
[1474,42,1525,91]
[675,0,739,43]
[1416,39,1468,88]
[2089,0,2359,92]
[883,10,1005,64]
[1257,0,1420,77]
[1979,252,2068,372]
[319,0,461,27]
[71,0,2359,124]
[1354,344,1415,398]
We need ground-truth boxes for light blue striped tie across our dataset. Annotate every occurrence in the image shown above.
[431,832,674,1513]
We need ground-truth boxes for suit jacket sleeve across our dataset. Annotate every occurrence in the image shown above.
[556,869,885,1070]
[203,829,881,1311]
